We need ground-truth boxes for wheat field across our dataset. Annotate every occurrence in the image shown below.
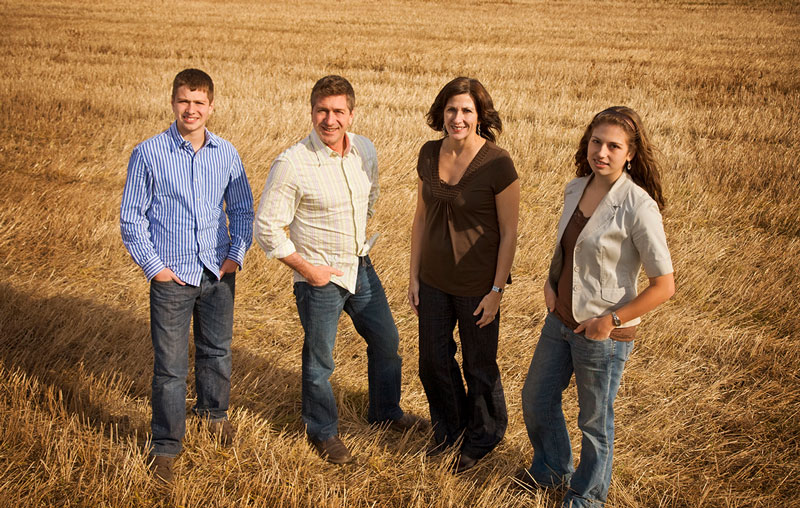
[1,0,799,506]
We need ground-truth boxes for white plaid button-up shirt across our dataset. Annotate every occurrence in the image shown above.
[254,129,379,294]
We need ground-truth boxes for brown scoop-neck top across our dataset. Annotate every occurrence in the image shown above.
[416,139,518,297]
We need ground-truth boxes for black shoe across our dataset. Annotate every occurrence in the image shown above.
[425,440,453,457]
[453,453,478,474]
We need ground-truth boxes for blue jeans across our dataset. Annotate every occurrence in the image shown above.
[521,313,633,507]
[293,256,403,441]
[149,269,235,457]
[417,281,507,459]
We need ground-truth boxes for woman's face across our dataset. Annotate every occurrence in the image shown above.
[586,122,634,180]
[443,93,480,141]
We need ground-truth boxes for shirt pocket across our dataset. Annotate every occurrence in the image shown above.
[600,287,627,304]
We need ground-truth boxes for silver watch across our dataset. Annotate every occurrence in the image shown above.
[491,285,503,294]
[611,311,621,327]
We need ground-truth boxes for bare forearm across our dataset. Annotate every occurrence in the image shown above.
[409,214,425,282]
[279,252,343,287]
[492,233,516,289]
[614,273,675,324]
[279,252,314,279]
[409,180,426,284]
[576,273,675,339]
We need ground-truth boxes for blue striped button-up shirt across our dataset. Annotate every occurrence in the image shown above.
[120,122,254,286]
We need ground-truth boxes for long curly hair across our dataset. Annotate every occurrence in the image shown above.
[426,77,502,143]
[575,106,666,210]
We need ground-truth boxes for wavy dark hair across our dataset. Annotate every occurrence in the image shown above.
[426,77,502,143]
[575,106,666,210]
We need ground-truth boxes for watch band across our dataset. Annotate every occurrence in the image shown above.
[611,311,621,327]
[491,285,503,294]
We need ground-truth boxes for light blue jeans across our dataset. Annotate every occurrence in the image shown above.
[149,269,235,457]
[522,313,633,507]
[293,256,403,442]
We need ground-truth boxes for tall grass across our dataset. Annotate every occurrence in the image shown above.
[1,0,798,506]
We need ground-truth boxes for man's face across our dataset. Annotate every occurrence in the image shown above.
[311,94,353,153]
[172,85,213,138]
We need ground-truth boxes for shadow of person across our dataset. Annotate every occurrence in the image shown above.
[0,282,302,446]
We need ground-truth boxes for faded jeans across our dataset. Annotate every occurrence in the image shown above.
[149,268,235,457]
[294,256,403,442]
[522,312,633,507]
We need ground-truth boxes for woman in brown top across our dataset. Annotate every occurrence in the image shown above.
[408,77,520,473]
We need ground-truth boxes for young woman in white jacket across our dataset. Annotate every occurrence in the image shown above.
[518,107,675,507]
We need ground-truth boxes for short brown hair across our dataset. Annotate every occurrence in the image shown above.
[426,77,502,143]
[310,75,355,111]
[172,68,214,103]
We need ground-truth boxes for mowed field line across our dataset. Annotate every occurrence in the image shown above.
[0,0,798,506]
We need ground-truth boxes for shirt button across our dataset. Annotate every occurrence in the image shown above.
[573,266,579,272]
[573,285,579,291]
[575,246,581,252]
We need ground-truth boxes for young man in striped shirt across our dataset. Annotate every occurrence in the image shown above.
[254,75,425,464]
[120,68,254,483]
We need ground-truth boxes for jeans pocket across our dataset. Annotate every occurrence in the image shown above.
[612,339,634,362]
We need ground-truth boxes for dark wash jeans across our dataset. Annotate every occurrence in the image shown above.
[149,269,235,457]
[417,281,508,459]
[293,256,403,442]
[521,312,634,508]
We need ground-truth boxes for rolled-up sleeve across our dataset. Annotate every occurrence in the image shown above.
[254,157,299,259]
[224,152,254,267]
[631,199,673,277]
[120,148,165,280]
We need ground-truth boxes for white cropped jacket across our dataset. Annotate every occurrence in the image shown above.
[547,172,673,327]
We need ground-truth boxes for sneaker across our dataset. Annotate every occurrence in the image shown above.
[387,412,429,433]
[209,419,236,447]
[309,435,353,464]
[148,455,174,484]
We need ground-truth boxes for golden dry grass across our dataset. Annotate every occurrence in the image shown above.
[1,0,799,506]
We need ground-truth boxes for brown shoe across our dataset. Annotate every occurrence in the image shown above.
[209,419,236,447]
[309,435,353,464]
[148,455,174,484]
[387,412,429,433]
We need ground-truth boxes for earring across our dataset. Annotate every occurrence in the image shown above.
[627,161,631,171]
[477,124,482,137]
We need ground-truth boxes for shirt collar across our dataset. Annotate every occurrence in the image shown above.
[308,128,356,159]
[167,121,218,152]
